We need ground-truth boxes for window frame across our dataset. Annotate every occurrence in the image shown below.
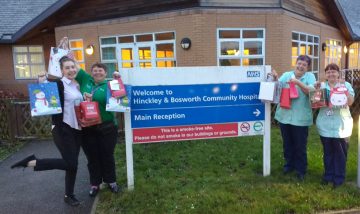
[349,42,360,69]
[12,45,45,80]
[99,31,176,71]
[217,28,266,66]
[324,38,342,68]
[291,31,320,78]
[69,39,85,69]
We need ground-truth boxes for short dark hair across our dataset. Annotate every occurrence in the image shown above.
[59,56,75,70]
[296,55,312,67]
[324,63,340,73]
[91,63,107,73]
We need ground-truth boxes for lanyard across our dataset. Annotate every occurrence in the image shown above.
[91,84,102,96]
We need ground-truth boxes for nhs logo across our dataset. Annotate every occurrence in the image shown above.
[247,70,260,77]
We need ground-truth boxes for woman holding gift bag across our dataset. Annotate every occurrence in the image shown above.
[11,56,83,206]
[75,63,119,196]
[315,63,354,188]
[272,55,316,180]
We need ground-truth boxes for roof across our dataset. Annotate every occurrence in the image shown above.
[1,0,360,43]
[0,0,69,43]
[336,0,360,41]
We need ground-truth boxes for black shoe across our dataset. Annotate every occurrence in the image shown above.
[64,195,80,206]
[11,154,36,169]
[333,183,343,189]
[321,179,329,185]
[89,186,99,197]
[108,183,119,193]
[297,174,305,181]
[283,168,293,175]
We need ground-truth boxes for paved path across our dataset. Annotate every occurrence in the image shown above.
[0,140,95,214]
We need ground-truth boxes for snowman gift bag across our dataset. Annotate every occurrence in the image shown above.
[329,85,349,109]
[48,47,71,78]
[48,37,73,78]
[28,82,62,116]
[106,83,131,112]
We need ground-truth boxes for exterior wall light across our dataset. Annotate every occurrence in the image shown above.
[321,42,327,51]
[343,45,348,54]
[85,45,95,55]
[180,38,191,50]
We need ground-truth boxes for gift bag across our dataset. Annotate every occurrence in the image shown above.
[258,73,281,103]
[329,85,348,108]
[280,87,291,109]
[309,89,326,109]
[273,82,282,104]
[106,84,131,112]
[48,38,72,78]
[48,47,71,78]
[258,81,276,102]
[28,82,62,116]
[289,82,299,99]
[108,78,126,98]
[79,101,102,127]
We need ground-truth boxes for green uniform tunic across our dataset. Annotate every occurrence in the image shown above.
[76,69,115,123]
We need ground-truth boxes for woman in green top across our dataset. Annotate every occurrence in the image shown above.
[315,63,354,188]
[76,63,119,196]
[273,55,316,180]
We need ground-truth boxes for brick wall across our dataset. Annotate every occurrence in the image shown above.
[55,8,345,79]
[0,33,55,94]
[0,8,346,95]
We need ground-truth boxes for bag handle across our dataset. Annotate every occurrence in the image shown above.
[83,85,102,102]
[57,37,69,50]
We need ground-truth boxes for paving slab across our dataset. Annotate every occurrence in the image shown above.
[0,140,94,214]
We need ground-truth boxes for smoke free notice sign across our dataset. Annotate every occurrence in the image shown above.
[130,83,264,143]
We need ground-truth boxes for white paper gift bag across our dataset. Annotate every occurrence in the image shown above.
[48,37,72,78]
[48,47,71,78]
[258,81,276,102]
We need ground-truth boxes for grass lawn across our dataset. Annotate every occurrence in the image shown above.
[0,141,24,161]
[96,125,360,213]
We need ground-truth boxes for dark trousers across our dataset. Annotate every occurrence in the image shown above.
[34,123,82,196]
[320,136,348,185]
[82,121,118,186]
[279,123,309,175]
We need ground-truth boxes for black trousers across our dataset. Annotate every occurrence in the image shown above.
[82,121,118,186]
[279,123,309,176]
[34,123,82,196]
[321,136,349,185]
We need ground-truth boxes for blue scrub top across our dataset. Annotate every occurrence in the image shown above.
[316,81,354,138]
[275,71,316,126]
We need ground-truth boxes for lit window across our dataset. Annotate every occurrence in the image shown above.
[325,39,342,68]
[291,32,319,79]
[69,39,85,69]
[13,46,45,79]
[99,31,176,75]
[349,43,359,69]
[217,29,265,66]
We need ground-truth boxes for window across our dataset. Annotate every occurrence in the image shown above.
[100,32,176,77]
[349,43,360,69]
[291,32,319,78]
[13,46,45,79]
[217,28,265,66]
[69,39,85,70]
[325,39,342,67]
[100,37,118,78]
